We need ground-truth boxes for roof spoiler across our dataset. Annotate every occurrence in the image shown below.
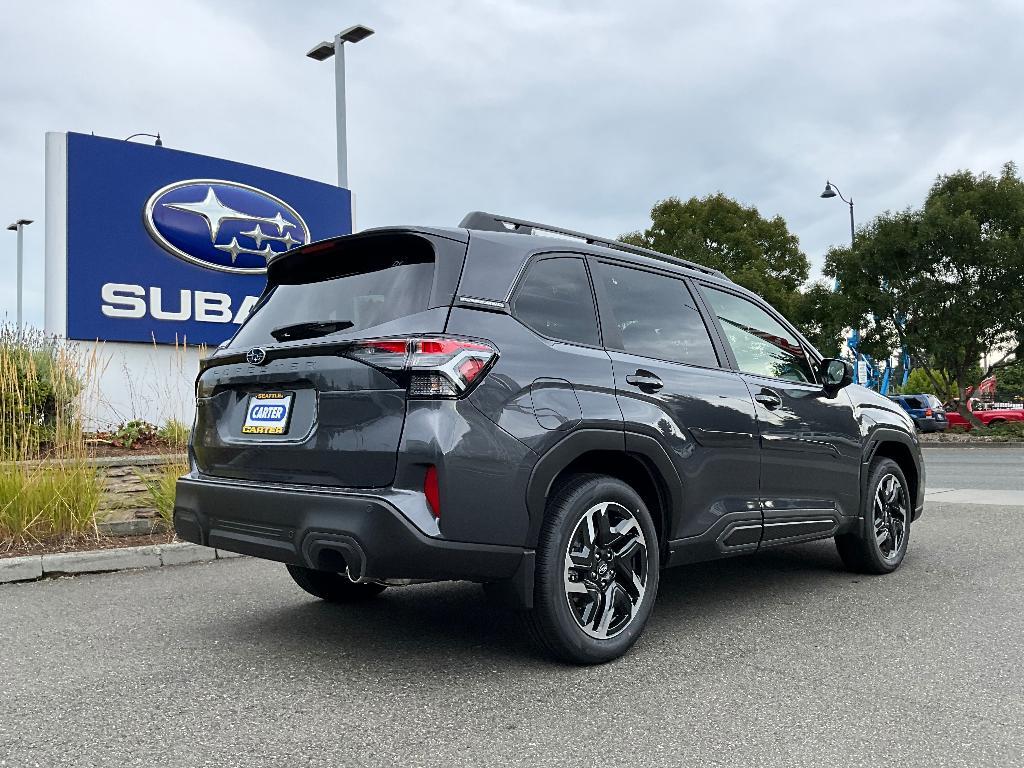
[459,211,727,280]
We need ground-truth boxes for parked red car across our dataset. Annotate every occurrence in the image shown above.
[945,399,1024,430]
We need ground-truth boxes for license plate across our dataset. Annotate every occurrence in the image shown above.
[241,392,294,435]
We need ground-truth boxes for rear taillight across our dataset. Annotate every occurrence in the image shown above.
[925,408,933,417]
[346,336,498,399]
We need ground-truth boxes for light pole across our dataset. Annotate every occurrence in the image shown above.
[820,180,860,382]
[125,132,163,146]
[820,180,854,249]
[306,24,375,189]
[6,218,33,330]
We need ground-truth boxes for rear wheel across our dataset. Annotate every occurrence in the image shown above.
[286,564,387,602]
[525,474,660,664]
[835,458,911,574]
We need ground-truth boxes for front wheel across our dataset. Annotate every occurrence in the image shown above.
[525,474,660,664]
[286,564,387,602]
[835,458,911,574]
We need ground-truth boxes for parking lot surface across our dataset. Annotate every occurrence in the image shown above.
[2,450,1022,767]
[923,444,1024,491]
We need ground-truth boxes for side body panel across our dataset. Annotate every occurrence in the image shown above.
[607,350,762,545]
[446,306,622,545]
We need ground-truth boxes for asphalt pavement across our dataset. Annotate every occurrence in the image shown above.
[1,447,1022,767]
[923,444,1024,491]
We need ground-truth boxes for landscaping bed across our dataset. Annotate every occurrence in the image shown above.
[2,530,175,559]
[2,453,187,557]
[919,424,1024,444]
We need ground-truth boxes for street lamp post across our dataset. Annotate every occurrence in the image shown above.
[820,180,859,383]
[820,180,855,249]
[6,218,33,330]
[124,132,163,146]
[306,24,375,189]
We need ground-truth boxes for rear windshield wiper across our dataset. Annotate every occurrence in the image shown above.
[270,320,353,342]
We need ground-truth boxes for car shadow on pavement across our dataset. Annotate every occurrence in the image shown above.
[212,539,851,667]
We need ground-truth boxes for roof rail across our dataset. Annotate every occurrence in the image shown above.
[458,211,728,280]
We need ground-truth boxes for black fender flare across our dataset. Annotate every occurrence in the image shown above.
[524,428,683,548]
[861,426,924,516]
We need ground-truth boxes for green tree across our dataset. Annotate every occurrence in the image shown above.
[788,280,849,356]
[994,358,1024,394]
[622,194,810,316]
[898,367,980,402]
[823,163,1024,427]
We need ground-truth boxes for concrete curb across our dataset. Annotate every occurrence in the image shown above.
[0,543,243,585]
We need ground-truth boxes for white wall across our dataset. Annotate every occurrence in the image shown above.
[72,340,201,430]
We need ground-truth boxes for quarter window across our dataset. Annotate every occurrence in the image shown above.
[596,263,719,367]
[701,287,816,383]
[513,257,600,346]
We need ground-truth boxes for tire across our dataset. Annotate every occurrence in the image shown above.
[286,564,387,602]
[524,474,660,665]
[835,458,911,574]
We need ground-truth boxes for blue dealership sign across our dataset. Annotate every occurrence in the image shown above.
[63,132,351,345]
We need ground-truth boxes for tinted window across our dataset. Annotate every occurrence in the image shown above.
[513,258,600,346]
[597,263,718,367]
[232,256,434,348]
[701,287,816,383]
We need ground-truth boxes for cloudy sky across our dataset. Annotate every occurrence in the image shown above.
[2,0,1023,327]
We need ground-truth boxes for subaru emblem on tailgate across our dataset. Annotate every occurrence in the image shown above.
[246,348,267,366]
[144,179,311,275]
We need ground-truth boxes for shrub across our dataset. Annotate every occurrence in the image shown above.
[0,326,84,461]
[157,419,190,450]
[137,458,189,526]
[111,420,157,449]
[0,459,102,544]
[978,421,1024,441]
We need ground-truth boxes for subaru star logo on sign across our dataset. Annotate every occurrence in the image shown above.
[54,132,351,346]
[145,180,311,274]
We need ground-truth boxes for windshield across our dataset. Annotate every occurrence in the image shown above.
[229,257,435,348]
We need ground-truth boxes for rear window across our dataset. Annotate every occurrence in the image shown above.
[230,243,435,348]
[904,396,926,409]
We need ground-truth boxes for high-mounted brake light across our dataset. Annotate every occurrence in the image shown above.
[345,337,498,399]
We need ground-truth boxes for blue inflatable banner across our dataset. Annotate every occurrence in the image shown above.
[62,132,351,345]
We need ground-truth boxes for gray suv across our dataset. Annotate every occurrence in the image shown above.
[174,212,924,664]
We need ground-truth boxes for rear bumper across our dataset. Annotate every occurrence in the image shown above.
[914,417,947,433]
[173,475,528,585]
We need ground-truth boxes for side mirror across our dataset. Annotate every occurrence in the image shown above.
[819,358,853,391]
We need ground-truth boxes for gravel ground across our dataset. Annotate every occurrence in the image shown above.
[2,493,1022,767]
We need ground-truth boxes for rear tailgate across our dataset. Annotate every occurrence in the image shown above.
[192,230,466,488]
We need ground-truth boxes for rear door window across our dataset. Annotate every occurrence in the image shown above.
[512,257,600,346]
[596,262,719,368]
[700,286,816,383]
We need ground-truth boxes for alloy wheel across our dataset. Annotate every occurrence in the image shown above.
[873,473,908,561]
[563,501,649,639]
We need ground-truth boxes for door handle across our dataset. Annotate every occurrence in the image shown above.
[754,388,783,410]
[626,370,664,393]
